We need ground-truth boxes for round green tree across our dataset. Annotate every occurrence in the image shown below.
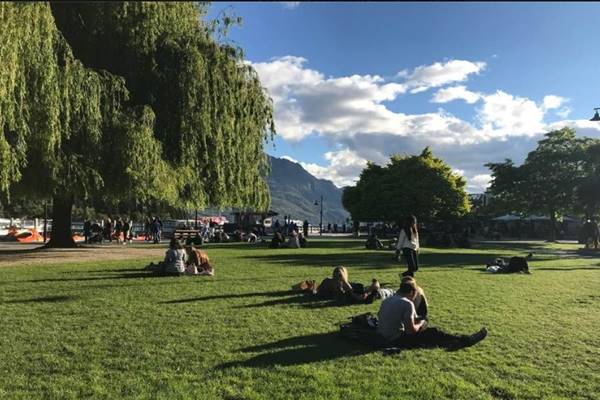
[342,147,470,225]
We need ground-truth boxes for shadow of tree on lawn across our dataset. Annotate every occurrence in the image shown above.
[4,295,78,303]
[217,331,371,368]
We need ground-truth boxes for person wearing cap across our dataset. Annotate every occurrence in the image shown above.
[377,277,487,349]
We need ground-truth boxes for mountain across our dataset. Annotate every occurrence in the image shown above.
[267,156,350,226]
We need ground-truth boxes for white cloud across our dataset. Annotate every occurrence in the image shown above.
[252,56,600,192]
[281,2,300,10]
[432,85,481,104]
[280,155,299,163]
[477,90,546,138]
[542,95,566,110]
[299,149,368,187]
[556,107,572,118]
[403,60,486,94]
[467,174,492,193]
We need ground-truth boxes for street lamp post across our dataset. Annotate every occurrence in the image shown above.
[314,195,323,236]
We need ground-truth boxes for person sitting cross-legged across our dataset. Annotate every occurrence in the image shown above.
[145,238,187,275]
[377,278,487,350]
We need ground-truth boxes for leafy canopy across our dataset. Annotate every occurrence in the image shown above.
[0,2,275,216]
[342,147,470,223]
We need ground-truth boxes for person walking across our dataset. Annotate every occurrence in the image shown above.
[123,218,130,245]
[83,219,91,244]
[105,218,113,243]
[115,217,123,244]
[397,215,420,277]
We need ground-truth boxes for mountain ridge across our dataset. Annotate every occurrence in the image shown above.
[267,155,350,226]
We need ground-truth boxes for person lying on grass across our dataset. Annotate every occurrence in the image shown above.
[185,245,214,276]
[377,278,487,349]
[309,266,390,304]
[146,238,187,275]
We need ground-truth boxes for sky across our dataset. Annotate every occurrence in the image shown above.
[205,2,600,193]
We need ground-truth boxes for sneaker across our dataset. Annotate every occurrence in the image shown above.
[466,327,488,346]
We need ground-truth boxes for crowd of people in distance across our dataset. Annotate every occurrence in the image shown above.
[83,216,141,244]
[269,229,307,249]
[146,237,214,276]
[143,217,164,244]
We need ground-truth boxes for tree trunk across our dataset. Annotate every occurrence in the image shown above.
[46,195,76,248]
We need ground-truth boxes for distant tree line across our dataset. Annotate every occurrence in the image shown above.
[485,127,600,241]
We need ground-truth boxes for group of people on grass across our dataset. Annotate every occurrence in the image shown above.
[146,237,214,276]
[270,228,308,249]
[296,214,487,350]
[147,213,488,350]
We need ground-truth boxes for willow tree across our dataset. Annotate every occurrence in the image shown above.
[0,2,274,247]
[342,148,470,224]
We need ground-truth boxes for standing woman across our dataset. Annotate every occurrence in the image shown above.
[397,215,420,277]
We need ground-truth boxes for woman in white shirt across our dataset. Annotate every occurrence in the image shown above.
[396,215,419,277]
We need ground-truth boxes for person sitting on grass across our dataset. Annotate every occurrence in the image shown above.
[377,278,487,350]
[365,233,384,250]
[317,266,382,304]
[146,238,187,275]
[269,230,286,248]
[485,253,532,274]
[184,245,214,276]
[285,230,301,248]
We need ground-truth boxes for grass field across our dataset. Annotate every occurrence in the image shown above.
[0,239,599,400]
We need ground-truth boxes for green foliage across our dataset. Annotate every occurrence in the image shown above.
[50,2,275,211]
[0,2,275,244]
[486,128,593,219]
[343,147,470,223]
[576,142,600,217]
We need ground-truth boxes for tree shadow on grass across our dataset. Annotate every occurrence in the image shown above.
[4,295,78,303]
[159,289,298,304]
[234,294,347,309]
[244,251,514,270]
[217,331,372,368]
[533,266,599,271]
[18,271,186,284]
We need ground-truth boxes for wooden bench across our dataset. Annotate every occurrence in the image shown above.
[173,229,201,240]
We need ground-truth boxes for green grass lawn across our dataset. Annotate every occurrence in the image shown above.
[1,239,599,400]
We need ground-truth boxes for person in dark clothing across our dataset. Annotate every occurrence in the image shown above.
[122,219,130,245]
[377,279,487,350]
[115,217,123,244]
[105,218,113,243]
[303,220,309,237]
[366,233,384,250]
[269,230,286,248]
[83,219,91,244]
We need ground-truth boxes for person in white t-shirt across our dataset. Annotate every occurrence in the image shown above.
[396,215,420,277]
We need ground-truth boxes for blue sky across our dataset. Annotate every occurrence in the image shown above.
[206,2,600,192]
